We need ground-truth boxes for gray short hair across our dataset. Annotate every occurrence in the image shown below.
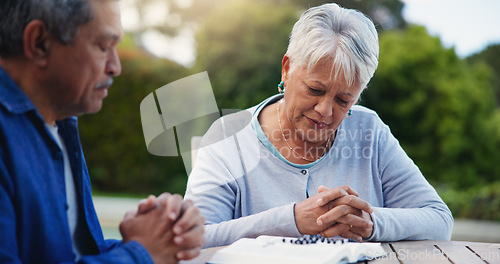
[0,0,93,58]
[286,3,379,87]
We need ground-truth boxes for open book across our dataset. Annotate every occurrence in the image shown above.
[208,235,386,264]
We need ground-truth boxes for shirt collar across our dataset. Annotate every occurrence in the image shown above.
[0,66,36,114]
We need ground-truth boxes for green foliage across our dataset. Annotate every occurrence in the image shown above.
[79,40,190,196]
[467,44,500,106]
[438,181,500,221]
[362,26,500,188]
[194,1,299,109]
[283,0,406,30]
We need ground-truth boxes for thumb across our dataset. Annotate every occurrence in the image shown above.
[317,185,329,193]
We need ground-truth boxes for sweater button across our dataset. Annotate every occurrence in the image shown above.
[301,170,307,175]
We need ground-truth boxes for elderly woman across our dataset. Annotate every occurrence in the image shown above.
[185,3,453,248]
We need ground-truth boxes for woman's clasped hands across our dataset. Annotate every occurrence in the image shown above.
[294,185,374,242]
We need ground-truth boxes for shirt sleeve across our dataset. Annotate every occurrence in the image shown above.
[0,153,153,264]
[78,241,153,264]
[0,158,20,264]
[366,123,454,241]
[185,135,301,248]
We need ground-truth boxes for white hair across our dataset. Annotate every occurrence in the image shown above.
[286,3,379,87]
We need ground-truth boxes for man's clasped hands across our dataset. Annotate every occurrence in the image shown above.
[119,193,205,263]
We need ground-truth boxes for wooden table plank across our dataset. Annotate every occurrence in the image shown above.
[434,241,486,264]
[466,243,500,264]
[179,241,500,264]
[389,241,452,264]
[368,243,401,264]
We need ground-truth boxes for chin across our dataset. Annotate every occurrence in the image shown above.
[85,102,104,115]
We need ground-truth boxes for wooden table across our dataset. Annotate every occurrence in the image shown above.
[180,240,500,264]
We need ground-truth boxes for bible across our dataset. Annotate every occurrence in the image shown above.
[208,235,386,264]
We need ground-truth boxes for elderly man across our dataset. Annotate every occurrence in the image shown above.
[0,0,204,263]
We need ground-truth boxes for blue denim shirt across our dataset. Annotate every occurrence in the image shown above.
[0,67,153,263]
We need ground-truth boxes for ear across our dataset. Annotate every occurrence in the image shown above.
[281,54,291,84]
[23,20,51,67]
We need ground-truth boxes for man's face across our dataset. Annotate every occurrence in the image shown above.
[44,0,123,117]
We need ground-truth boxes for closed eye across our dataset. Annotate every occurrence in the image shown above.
[308,87,323,95]
[336,97,349,106]
[98,44,107,52]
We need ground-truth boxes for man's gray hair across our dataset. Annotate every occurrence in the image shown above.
[286,3,379,87]
[0,0,93,58]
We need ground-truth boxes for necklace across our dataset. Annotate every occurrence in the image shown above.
[276,100,331,162]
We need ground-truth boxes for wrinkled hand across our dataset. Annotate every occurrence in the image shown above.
[294,185,373,241]
[120,193,205,263]
[120,193,180,264]
[136,193,205,260]
[316,186,374,241]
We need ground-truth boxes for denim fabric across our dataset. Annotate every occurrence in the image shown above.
[0,67,153,263]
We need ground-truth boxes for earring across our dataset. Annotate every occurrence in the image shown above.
[347,109,352,117]
[278,81,285,94]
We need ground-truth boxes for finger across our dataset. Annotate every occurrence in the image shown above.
[167,194,184,221]
[122,209,137,221]
[156,192,172,209]
[338,185,359,197]
[174,224,205,248]
[181,199,194,213]
[320,222,350,238]
[158,193,183,221]
[176,246,202,261]
[339,229,362,242]
[350,226,373,240]
[173,201,204,235]
[317,185,329,193]
[333,195,373,214]
[316,204,357,227]
[137,194,157,214]
[335,214,373,230]
[316,188,348,207]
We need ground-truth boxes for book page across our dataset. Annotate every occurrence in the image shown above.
[208,235,386,264]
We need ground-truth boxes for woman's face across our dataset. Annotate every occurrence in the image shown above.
[281,55,364,144]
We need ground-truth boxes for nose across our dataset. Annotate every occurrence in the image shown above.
[106,48,122,77]
[314,97,333,117]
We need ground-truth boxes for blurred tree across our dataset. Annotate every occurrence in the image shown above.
[79,35,190,195]
[122,0,239,49]
[123,0,198,39]
[362,26,500,187]
[467,44,500,106]
[125,0,406,64]
[278,0,406,30]
[194,1,299,109]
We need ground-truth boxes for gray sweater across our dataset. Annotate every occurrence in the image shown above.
[185,95,453,248]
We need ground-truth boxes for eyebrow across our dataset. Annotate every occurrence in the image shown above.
[314,80,327,89]
[98,33,122,43]
[339,92,354,97]
[313,80,354,97]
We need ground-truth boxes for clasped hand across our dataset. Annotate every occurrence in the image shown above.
[119,193,205,263]
[294,185,373,241]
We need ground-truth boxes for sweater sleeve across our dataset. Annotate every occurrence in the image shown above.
[366,123,453,241]
[185,132,301,248]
